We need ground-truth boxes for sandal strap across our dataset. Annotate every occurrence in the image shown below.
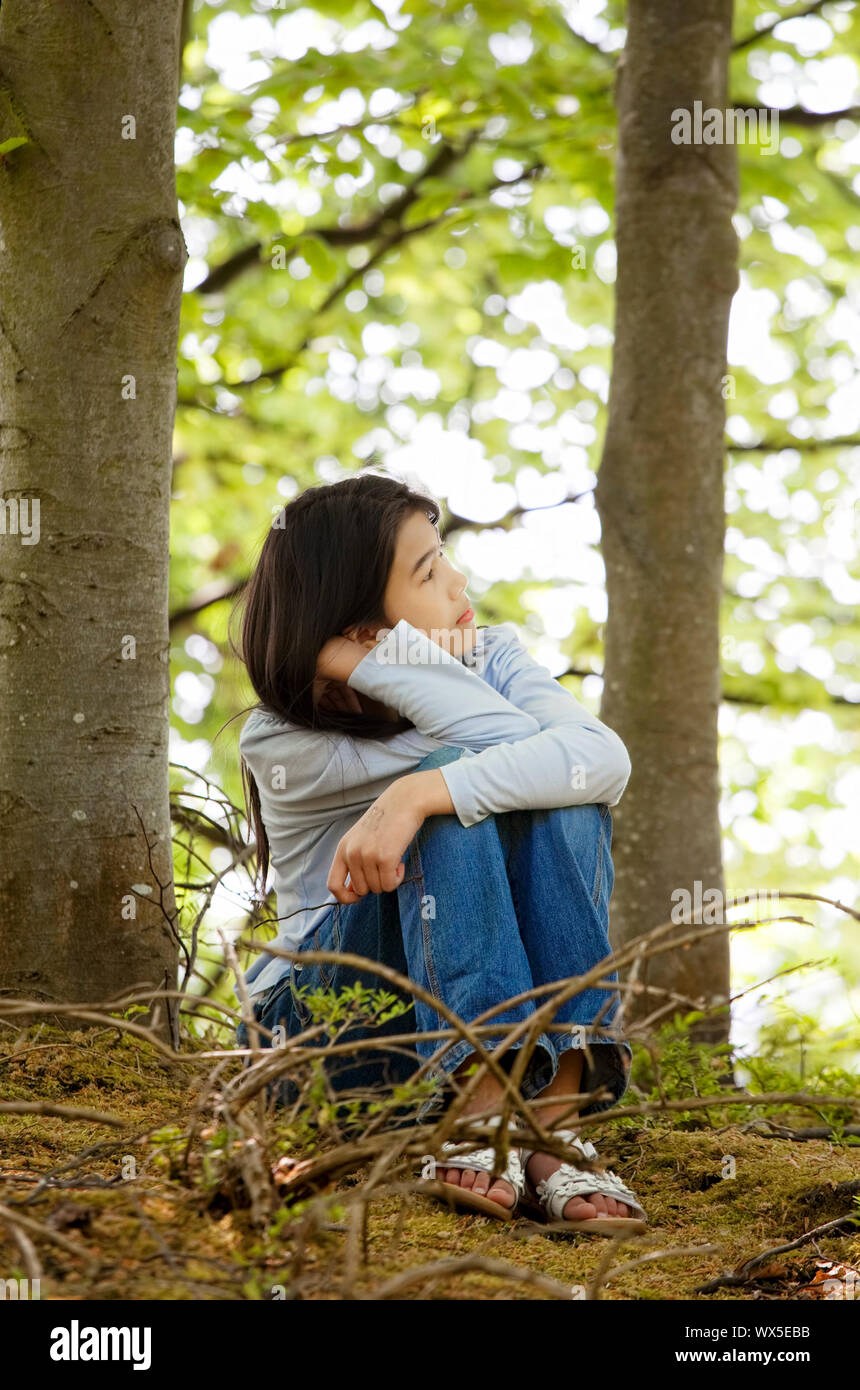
[519,1128,599,1167]
[435,1114,526,1200]
[536,1165,645,1222]
[523,1130,646,1222]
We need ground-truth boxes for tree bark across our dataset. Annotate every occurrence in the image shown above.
[0,1,187,1032]
[596,0,738,1043]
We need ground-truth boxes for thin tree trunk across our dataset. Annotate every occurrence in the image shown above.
[596,0,738,1043]
[0,1,187,1033]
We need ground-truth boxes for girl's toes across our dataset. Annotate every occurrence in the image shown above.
[564,1195,598,1220]
[471,1172,490,1195]
[487,1180,516,1209]
[459,1169,476,1190]
[443,1167,463,1186]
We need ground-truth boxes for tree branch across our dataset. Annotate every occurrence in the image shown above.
[732,0,834,53]
[193,131,483,298]
[557,663,858,710]
[733,100,860,125]
[167,487,588,628]
[169,577,245,628]
[440,487,593,537]
[727,435,860,452]
[177,153,543,406]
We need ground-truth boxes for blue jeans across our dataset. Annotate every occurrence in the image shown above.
[236,746,632,1128]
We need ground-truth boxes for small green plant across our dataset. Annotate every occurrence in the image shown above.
[295,979,412,1032]
[630,1012,737,1127]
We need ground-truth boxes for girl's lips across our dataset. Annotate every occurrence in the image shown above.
[456,607,475,624]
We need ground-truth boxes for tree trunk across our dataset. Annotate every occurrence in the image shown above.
[596,0,738,1044]
[0,1,187,1034]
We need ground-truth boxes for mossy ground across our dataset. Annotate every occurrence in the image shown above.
[1,1023,858,1301]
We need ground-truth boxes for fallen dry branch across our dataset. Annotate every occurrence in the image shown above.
[694,1214,860,1294]
[736,1119,860,1142]
[0,1101,126,1128]
[0,1202,100,1271]
[360,1252,576,1300]
[588,1241,722,1300]
[2,892,856,1302]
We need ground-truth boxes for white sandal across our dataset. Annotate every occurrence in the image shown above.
[519,1128,648,1235]
[419,1112,526,1221]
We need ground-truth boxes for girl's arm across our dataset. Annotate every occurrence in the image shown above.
[343,619,542,747]
[238,621,541,816]
[347,619,631,828]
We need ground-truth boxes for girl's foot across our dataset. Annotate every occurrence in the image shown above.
[437,1165,518,1209]
[523,1149,635,1219]
[439,1151,634,1217]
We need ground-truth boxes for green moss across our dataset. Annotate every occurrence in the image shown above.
[1,1022,857,1301]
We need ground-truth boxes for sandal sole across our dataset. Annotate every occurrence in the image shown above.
[520,1193,647,1234]
[419,1177,517,1221]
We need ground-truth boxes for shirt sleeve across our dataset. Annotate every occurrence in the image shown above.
[350,619,632,828]
[239,620,544,817]
[449,621,631,823]
[346,618,542,748]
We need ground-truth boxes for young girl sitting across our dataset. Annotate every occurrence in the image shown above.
[233,469,647,1234]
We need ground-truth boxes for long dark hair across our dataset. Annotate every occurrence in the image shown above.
[231,467,442,895]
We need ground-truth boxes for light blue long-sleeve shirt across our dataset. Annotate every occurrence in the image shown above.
[236,619,631,999]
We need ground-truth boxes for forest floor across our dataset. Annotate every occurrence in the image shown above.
[1,1021,858,1302]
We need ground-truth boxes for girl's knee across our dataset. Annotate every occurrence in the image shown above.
[516,803,612,876]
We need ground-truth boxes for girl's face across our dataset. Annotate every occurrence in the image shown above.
[379,509,477,657]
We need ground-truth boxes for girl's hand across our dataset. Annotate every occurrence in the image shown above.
[313,630,387,713]
[315,630,383,685]
[314,678,364,715]
[326,770,455,903]
[326,781,421,903]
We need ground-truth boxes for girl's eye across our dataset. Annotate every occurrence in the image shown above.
[424,545,445,582]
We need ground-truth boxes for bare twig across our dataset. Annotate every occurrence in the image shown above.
[0,1101,125,1127]
[694,1214,860,1293]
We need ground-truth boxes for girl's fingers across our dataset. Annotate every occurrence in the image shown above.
[330,839,404,903]
[335,685,362,713]
[358,855,404,895]
[327,849,361,904]
[379,860,405,893]
[362,860,383,895]
[318,681,363,715]
[344,858,369,898]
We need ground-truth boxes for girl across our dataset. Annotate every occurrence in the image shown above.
[233,469,647,1233]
